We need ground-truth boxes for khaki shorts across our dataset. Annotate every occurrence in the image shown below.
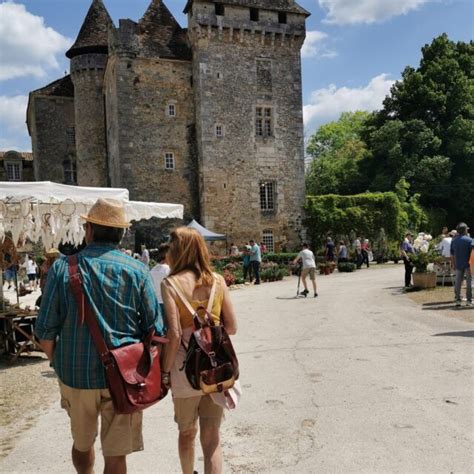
[301,268,316,280]
[59,382,143,457]
[173,395,224,432]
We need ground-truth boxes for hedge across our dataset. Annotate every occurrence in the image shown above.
[305,192,408,243]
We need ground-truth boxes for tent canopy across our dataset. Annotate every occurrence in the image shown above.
[187,220,226,241]
[0,181,184,248]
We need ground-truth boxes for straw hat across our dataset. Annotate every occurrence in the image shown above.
[81,198,130,229]
[46,248,60,257]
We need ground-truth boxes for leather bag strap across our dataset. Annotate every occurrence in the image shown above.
[68,255,112,364]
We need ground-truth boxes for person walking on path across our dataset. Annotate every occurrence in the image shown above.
[161,227,238,474]
[35,199,165,474]
[337,240,348,263]
[22,255,38,291]
[151,243,171,316]
[470,239,474,276]
[140,244,150,266]
[242,245,252,282]
[361,239,371,268]
[249,240,262,285]
[451,222,472,307]
[401,232,415,288]
[325,237,335,262]
[293,243,318,298]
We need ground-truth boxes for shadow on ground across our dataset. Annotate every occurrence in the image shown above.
[433,330,474,338]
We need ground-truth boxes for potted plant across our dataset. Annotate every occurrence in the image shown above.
[410,250,441,289]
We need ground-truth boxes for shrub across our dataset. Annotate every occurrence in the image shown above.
[337,262,357,272]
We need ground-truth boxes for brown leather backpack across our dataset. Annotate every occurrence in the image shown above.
[167,276,239,395]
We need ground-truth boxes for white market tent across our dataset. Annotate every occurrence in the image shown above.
[0,181,184,249]
[187,219,226,241]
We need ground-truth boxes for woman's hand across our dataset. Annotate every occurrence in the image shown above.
[161,371,171,389]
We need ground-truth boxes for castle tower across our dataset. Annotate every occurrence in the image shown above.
[66,0,113,187]
[104,0,198,223]
[186,0,310,250]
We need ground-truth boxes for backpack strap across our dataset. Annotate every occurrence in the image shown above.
[166,275,218,320]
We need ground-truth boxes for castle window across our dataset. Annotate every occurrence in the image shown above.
[250,8,259,22]
[260,181,276,212]
[216,72,223,80]
[215,124,224,137]
[167,104,176,117]
[278,12,287,24]
[165,152,175,170]
[5,162,22,181]
[262,230,275,252]
[63,159,77,185]
[256,107,273,137]
[215,3,225,16]
[66,127,76,146]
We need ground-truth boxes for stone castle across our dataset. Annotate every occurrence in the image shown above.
[27,0,309,251]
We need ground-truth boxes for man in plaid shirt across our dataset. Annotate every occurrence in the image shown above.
[36,199,165,474]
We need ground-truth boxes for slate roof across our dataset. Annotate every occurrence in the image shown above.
[184,0,310,16]
[30,75,74,98]
[0,151,34,162]
[66,0,114,59]
[138,0,192,60]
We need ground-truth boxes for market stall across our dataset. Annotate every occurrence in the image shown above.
[0,181,184,361]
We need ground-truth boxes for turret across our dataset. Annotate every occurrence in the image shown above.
[66,0,113,187]
[185,0,310,250]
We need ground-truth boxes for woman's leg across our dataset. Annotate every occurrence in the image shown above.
[179,428,198,474]
[200,419,222,474]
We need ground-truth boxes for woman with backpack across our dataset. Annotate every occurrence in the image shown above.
[161,227,238,474]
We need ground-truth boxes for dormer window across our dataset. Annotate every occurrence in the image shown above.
[278,12,287,24]
[250,8,259,22]
[215,3,225,16]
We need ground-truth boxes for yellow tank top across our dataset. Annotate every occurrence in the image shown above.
[172,276,224,329]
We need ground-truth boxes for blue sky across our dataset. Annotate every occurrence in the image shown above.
[0,0,472,150]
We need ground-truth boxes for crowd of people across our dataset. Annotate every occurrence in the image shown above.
[401,222,473,307]
[34,198,237,474]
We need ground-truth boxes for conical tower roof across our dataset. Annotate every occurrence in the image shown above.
[66,0,113,59]
[139,0,191,60]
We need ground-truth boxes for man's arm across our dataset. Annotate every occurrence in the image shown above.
[292,252,302,266]
[35,261,64,362]
[139,272,166,336]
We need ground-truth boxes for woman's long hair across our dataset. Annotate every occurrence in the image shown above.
[168,227,214,286]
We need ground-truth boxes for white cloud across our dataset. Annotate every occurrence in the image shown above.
[0,2,71,81]
[302,30,337,59]
[0,95,30,151]
[319,0,431,25]
[303,74,395,130]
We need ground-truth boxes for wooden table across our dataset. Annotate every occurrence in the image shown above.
[0,312,44,362]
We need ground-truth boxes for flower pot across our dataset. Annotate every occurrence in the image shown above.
[412,272,437,289]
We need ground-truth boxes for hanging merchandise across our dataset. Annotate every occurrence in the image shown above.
[0,181,184,249]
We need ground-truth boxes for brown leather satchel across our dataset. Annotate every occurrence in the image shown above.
[167,276,239,396]
[68,255,169,415]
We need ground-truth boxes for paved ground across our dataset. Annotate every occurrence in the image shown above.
[1,265,473,473]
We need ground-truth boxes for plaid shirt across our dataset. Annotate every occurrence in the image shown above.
[36,243,165,389]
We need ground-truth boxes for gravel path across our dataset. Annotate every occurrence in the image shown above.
[1,265,472,473]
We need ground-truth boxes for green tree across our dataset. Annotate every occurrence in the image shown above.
[306,111,371,195]
[306,111,371,159]
[369,34,474,226]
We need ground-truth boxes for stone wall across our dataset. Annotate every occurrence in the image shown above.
[189,2,306,250]
[71,53,108,187]
[29,96,75,183]
[105,53,199,221]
